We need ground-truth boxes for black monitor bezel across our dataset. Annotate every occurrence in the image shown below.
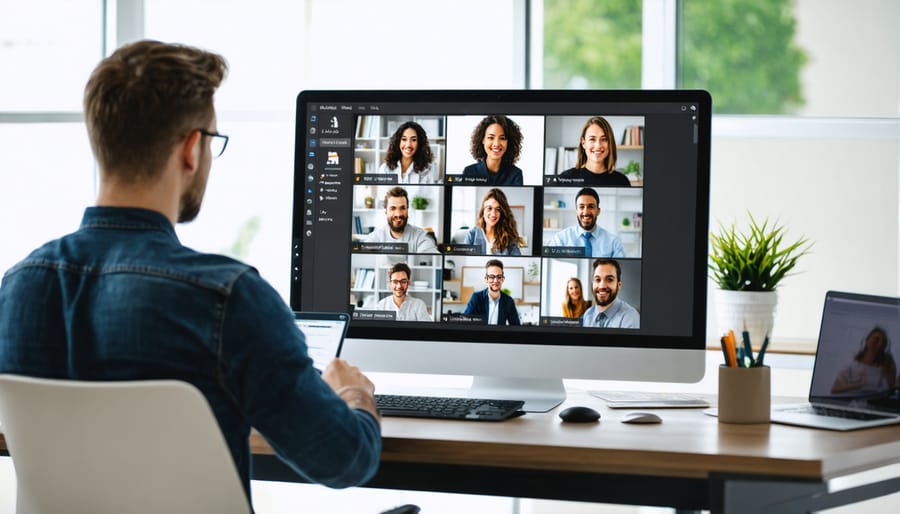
[291,89,712,351]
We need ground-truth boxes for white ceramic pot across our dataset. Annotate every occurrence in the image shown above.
[713,289,777,348]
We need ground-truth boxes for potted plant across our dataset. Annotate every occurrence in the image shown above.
[411,196,429,210]
[622,160,641,185]
[709,214,812,346]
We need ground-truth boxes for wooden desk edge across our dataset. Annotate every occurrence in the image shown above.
[249,431,827,481]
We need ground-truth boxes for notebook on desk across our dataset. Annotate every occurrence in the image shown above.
[771,291,900,431]
[589,390,709,408]
[293,311,349,372]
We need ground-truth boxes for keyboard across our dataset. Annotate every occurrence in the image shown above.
[778,404,892,421]
[375,394,525,421]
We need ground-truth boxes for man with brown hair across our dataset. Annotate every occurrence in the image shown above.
[0,40,380,502]
[366,186,438,253]
[374,262,432,321]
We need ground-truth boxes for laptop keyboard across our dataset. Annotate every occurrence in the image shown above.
[780,404,893,421]
[375,394,524,421]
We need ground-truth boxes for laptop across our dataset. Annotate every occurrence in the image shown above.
[293,311,350,372]
[771,291,900,431]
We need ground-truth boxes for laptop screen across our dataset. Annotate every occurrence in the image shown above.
[293,311,350,372]
[809,291,900,412]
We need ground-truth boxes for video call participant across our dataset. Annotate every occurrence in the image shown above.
[374,262,432,321]
[463,259,521,325]
[366,186,439,253]
[0,40,380,502]
[581,259,639,328]
[462,114,524,186]
[831,327,897,394]
[463,188,523,256]
[562,277,592,319]
[377,121,437,184]
[559,116,631,187]
[549,187,625,257]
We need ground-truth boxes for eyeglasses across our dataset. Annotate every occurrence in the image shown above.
[389,279,410,286]
[485,274,505,281]
[197,129,229,159]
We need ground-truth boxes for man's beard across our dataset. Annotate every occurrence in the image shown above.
[594,286,618,307]
[578,215,596,231]
[178,186,203,222]
[390,216,408,232]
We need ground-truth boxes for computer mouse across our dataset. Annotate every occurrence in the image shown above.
[621,411,662,424]
[558,405,601,423]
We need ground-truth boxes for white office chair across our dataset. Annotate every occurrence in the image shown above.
[0,374,250,514]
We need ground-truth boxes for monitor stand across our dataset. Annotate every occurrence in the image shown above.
[469,376,566,413]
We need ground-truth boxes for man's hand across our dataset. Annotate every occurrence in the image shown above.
[323,358,379,421]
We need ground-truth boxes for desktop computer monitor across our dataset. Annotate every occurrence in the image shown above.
[291,90,712,411]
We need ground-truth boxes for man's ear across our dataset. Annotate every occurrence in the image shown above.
[181,130,202,175]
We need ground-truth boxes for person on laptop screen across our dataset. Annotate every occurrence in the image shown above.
[374,262,433,321]
[367,186,439,253]
[831,327,897,395]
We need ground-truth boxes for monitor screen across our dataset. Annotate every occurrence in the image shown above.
[291,90,711,410]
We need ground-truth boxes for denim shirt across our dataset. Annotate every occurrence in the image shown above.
[0,207,381,500]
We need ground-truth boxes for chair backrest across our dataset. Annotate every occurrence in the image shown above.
[0,374,250,514]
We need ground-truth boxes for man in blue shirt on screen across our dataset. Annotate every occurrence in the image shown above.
[0,40,380,504]
[581,258,640,329]
[549,187,625,257]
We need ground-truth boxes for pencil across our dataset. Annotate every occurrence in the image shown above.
[724,330,738,367]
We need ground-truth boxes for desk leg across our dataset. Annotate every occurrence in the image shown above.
[712,474,900,513]
[710,476,826,514]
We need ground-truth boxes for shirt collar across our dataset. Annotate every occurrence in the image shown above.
[81,206,179,242]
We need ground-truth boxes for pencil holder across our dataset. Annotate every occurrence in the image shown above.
[718,365,770,424]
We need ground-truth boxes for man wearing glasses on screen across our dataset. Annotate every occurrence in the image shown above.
[374,262,432,321]
[463,259,521,326]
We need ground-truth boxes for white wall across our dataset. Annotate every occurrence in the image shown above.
[794,0,900,117]
[707,133,900,343]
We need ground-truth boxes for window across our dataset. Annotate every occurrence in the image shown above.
[541,0,642,89]
[679,0,899,116]
[0,0,102,111]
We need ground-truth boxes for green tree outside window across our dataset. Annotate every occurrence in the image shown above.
[543,0,807,114]
[679,0,807,114]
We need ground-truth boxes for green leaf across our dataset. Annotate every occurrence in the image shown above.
[708,213,812,291]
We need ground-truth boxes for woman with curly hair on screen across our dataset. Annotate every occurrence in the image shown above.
[378,121,436,184]
[462,114,524,186]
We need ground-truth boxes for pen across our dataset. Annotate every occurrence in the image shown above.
[755,333,770,367]
[741,320,755,367]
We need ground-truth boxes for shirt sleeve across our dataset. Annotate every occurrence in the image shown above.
[511,168,524,185]
[414,299,432,321]
[222,272,381,488]
[415,230,438,253]
[612,237,626,258]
